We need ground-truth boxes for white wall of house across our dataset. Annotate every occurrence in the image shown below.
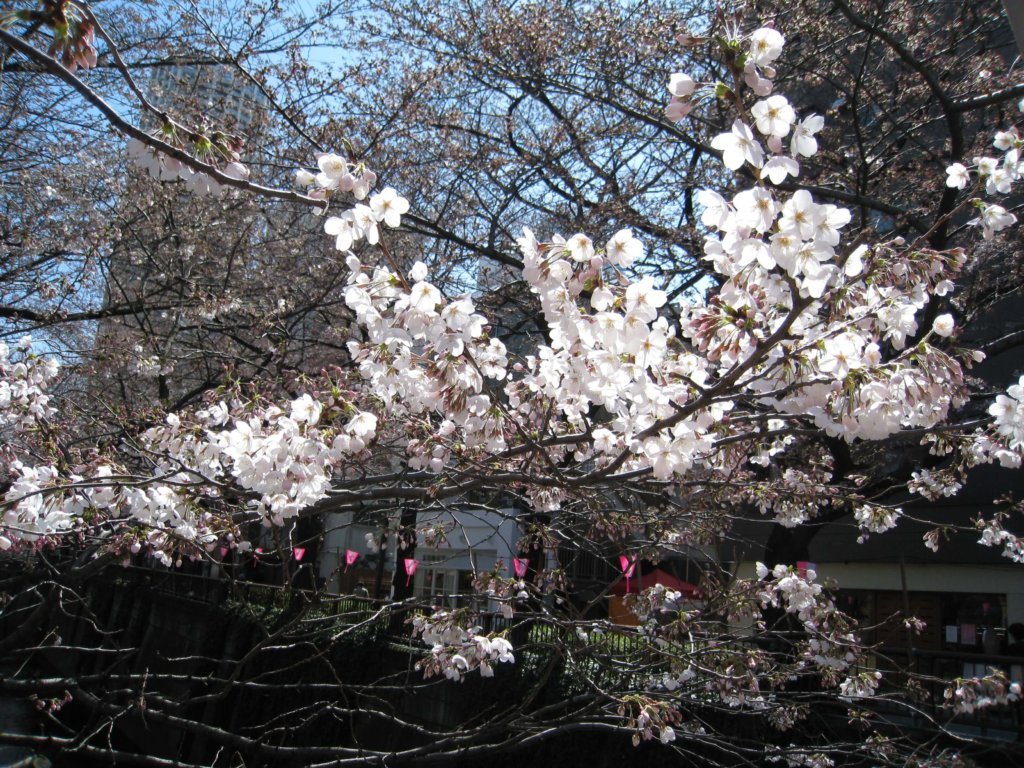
[417,507,522,564]
[412,507,527,609]
[319,507,527,599]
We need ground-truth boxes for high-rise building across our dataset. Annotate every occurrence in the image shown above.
[148,63,270,136]
[93,65,274,410]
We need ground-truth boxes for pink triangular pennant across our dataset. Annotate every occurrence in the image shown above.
[294,547,306,562]
[513,557,529,578]
[619,554,636,593]
[404,558,419,587]
[344,548,359,572]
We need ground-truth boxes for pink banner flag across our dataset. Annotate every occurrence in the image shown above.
[294,547,306,562]
[404,558,419,587]
[219,546,229,559]
[345,548,359,572]
[620,555,636,594]
[797,561,816,578]
[513,557,529,578]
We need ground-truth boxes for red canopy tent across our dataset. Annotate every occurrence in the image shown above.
[609,567,696,596]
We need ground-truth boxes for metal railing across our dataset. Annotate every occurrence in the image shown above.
[871,646,1024,740]
[97,566,1024,741]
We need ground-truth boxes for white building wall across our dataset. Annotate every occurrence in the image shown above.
[319,507,528,599]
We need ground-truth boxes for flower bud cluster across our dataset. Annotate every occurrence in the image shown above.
[127,135,249,197]
[6,1,98,72]
[473,566,529,620]
[944,670,1020,714]
[755,563,864,684]
[410,611,514,680]
[853,504,901,539]
[621,697,682,746]
[975,517,1024,563]
[907,468,961,501]
[625,582,686,627]
[746,467,834,529]
[766,705,808,733]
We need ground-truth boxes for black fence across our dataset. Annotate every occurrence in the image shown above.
[100,565,1024,742]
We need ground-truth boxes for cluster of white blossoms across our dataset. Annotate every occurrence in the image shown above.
[662,33,978,452]
[296,153,379,200]
[129,343,174,378]
[907,468,962,501]
[3,21,1019,567]
[0,389,379,557]
[755,563,824,623]
[127,137,249,196]
[627,582,686,626]
[0,336,58,433]
[767,749,835,768]
[1,459,217,562]
[666,27,786,122]
[988,375,1024,451]
[976,517,1024,563]
[838,671,882,701]
[944,671,1021,714]
[755,563,865,688]
[2,463,68,549]
[0,339,65,548]
[410,612,515,681]
[632,701,683,745]
[853,503,902,538]
[946,128,1023,238]
[510,223,733,504]
[142,395,379,524]
[294,153,411,253]
[339,255,510,472]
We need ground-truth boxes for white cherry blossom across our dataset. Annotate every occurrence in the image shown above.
[751,95,796,138]
[711,120,765,170]
[790,114,824,157]
[668,72,696,98]
[748,27,785,66]
[945,163,970,189]
[369,187,410,228]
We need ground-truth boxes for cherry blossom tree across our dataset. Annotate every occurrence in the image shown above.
[1,2,1024,767]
